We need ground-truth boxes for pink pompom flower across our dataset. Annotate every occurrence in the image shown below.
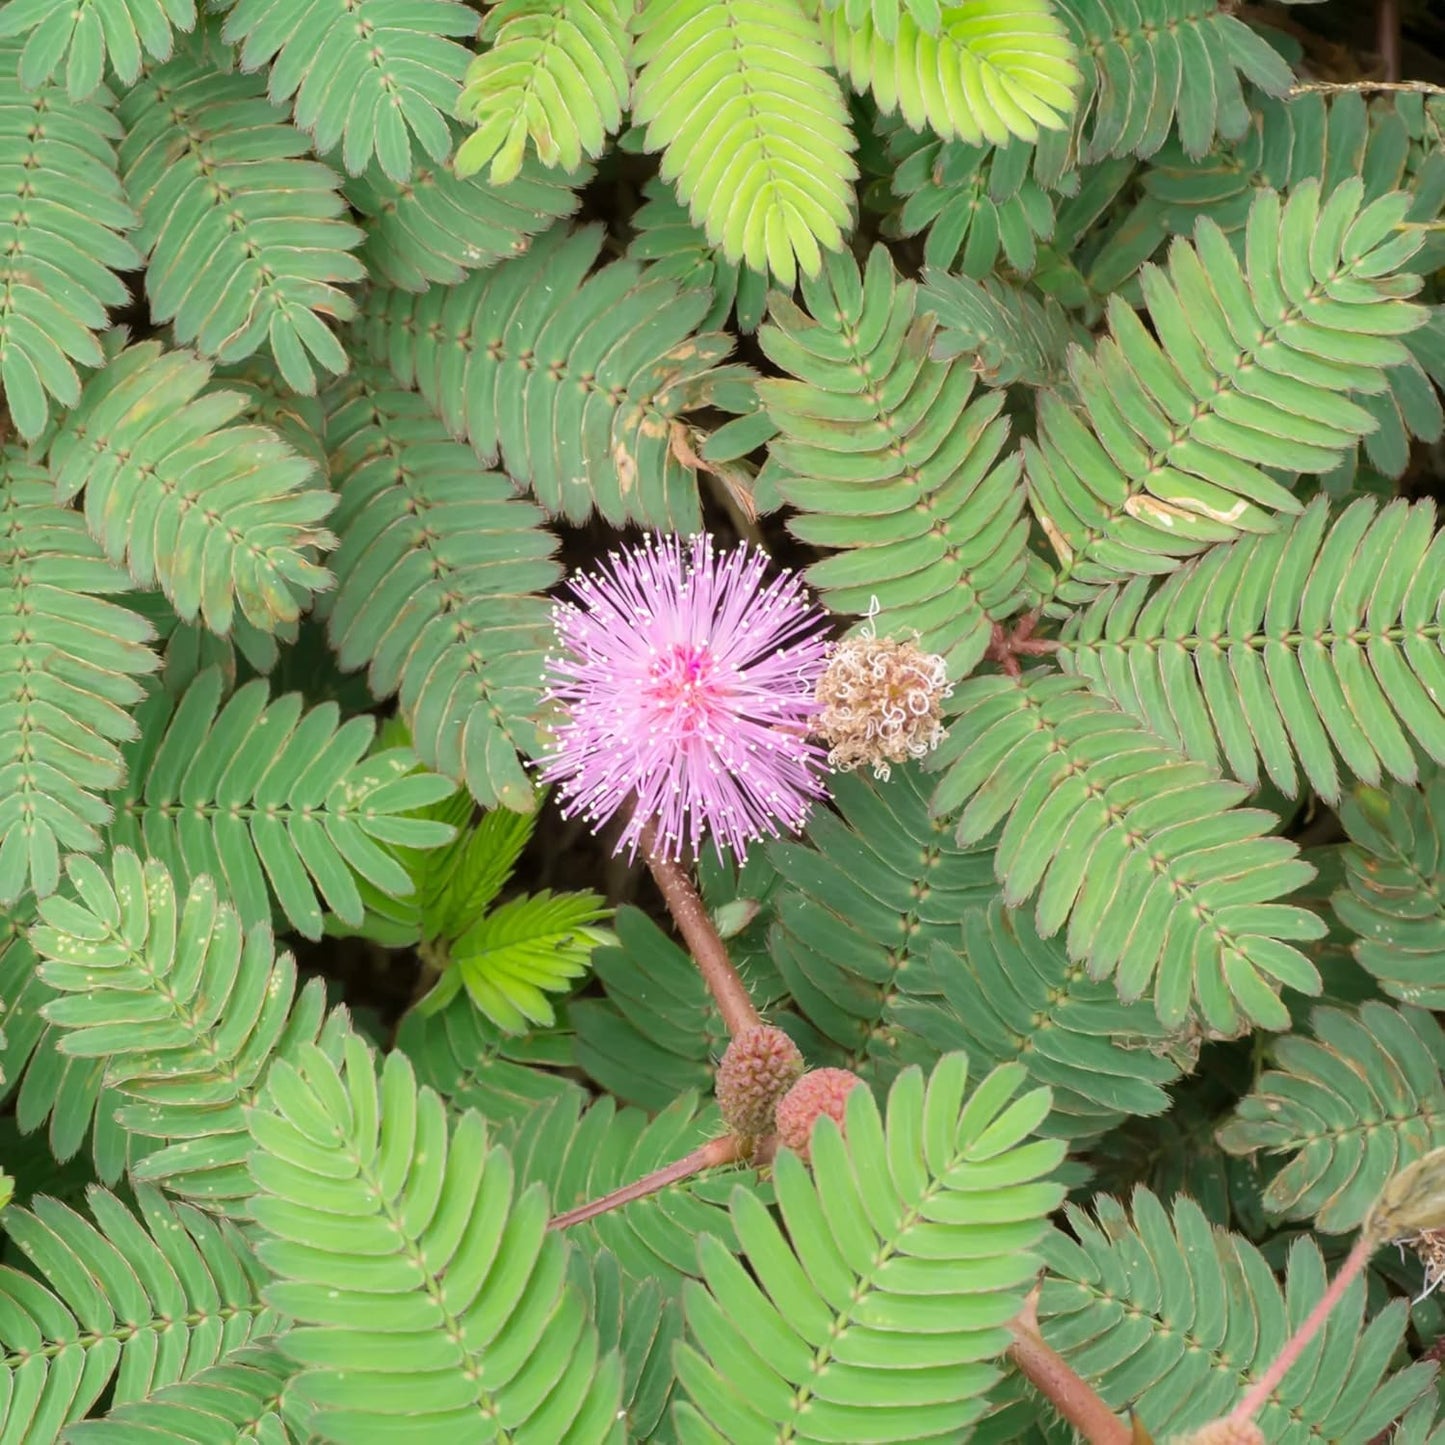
[537,533,831,863]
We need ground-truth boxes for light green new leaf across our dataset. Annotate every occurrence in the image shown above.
[0,453,159,904]
[816,0,1082,149]
[423,889,613,1033]
[249,1038,626,1443]
[927,671,1326,1034]
[222,0,479,182]
[632,0,858,287]
[456,0,630,184]
[675,1054,1065,1442]
[47,343,337,635]
[30,849,351,1211]
[0,44,141,441]
[118,46,365,394]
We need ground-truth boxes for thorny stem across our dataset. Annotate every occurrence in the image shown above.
[549,1134,746,1230]
[640,821,761,1037]
[1008,1297,1134,1445]
[1229,1232,1377,1424]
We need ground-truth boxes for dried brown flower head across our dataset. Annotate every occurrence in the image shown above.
[814,622,952,781]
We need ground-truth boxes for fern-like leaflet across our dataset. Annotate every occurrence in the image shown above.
[118,44,365,393]
[0,44,141,440]
[928,670,1326,1033]
[758,245,1033,677]
[456,0,630,184]
[248,1036,627,1441]
[1056,496,1445,803]
[48,343,337,635]
[676,1054,1065,1441]
[0,453,158,903]
[30,849,353,1211]
[631,0,857,286]
[222,0,479,181]
[1030,181,1430,607]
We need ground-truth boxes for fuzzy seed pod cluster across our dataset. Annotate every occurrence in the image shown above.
[715,1026,805,1138]
[775,1067,865,1161]
[715,1029,865,1161]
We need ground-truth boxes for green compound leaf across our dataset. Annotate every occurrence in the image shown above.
[423,888,613,1034]
[0,0,194,99]
[574,1250,682,1443]
[346,145,587,292]
[362,224,754,530]
[1332,776,1445,1009]
[816,0,1082,149]
[931,901,1184,1145]
[249,1038,626,1442]
[63,1344,294,1443]
[0,44,141,441]
[324,373,561,809]
[109,668,457,941]
[573,907,732,1112]
[118,43,365,394]
[765,764,998,1084]
[222,0,479,183]
[1055,496,1445,804]
[1028,182,1431,609]
[48,342,337,636]
[927,671,1327,1035]
[30,848,352,1212]
[1219,1002,1445,1234]
[632,0,857,287]
[1033,1188,1436,1439]
[758,245,1032,677]
[882,125,1066,282]
[0,452,159,905]
[397,992,584,1125]
[456,0,631,184]
[1057,0,1294,162]
[0,1186,280,1441]
[502,1089,759,1301]
[674,1054,1066,1443]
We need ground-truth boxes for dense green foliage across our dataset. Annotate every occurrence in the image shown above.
[0,0,1443,1440]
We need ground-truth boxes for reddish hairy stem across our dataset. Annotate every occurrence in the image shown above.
[640,824,760,1037]
[549,1134,746,1230]
[1230,1232,1377,1423]
[1008,1316,1133,1445]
